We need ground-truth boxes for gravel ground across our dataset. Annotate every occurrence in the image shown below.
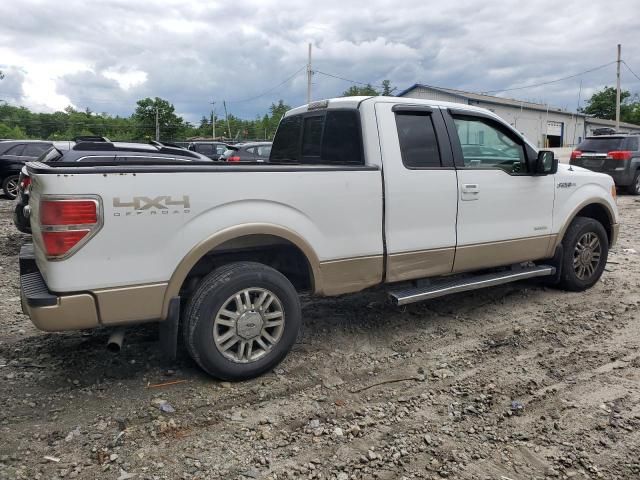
[1,195,639,480]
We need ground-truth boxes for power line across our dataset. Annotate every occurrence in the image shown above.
[313,69,386,89]
[225,65,306,103]
[622,61,640,83]
[481,61,617,94]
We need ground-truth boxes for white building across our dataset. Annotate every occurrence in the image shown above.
[397,84,640,148]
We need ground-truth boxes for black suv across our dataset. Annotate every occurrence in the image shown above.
[570,134,640,194]
[0,140,74,198]
[13,141,211,233]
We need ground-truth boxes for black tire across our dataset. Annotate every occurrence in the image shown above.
[2,175,19,199]
[627,171,640,195]
[557,217,608,291]
[183,262,301,380]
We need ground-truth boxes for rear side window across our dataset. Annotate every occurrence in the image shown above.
[270,110,363,165]
[23,144,49,157]
[196,144,214,155]
[3,144,25,156]
[271,115,302,162]
[395,112,441,168]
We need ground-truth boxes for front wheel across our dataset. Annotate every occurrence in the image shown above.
[183,262,301,380]
[2,175,19,199]
[557,217,609,291]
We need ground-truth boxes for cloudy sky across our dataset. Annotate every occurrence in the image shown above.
[1,0,639,122]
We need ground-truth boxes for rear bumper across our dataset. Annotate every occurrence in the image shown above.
[20,244,99,331]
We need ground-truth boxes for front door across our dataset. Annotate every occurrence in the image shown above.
[443,110,555,272]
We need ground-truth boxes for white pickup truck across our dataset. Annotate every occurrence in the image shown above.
[20,96,619,380]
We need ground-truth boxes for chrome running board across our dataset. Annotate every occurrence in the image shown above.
[388,265,555,306]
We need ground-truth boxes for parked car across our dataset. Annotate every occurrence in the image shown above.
[19,96,618,381]
[13,141,211,233]
[569,134,640,194]
[187,141,228,160]
[0,140,74,199]
[220,142,272,162]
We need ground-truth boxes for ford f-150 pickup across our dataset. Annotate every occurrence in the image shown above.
[19,96,620,380]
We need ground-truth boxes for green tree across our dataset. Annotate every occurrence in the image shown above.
[381,79,396,96]
[132,97,185,140]
[341,84,379,97]
[580,86,635,121]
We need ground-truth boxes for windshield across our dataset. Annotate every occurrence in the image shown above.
[577,137,625,153]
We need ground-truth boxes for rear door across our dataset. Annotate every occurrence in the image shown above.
[376,103,459,282]
[443,109,555,272]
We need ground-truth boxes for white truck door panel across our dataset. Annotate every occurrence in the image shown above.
[443,110,555,271]
[375,103,458,281]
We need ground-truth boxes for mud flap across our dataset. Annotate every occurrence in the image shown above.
[546,244,564,285]
[159,297,180,361]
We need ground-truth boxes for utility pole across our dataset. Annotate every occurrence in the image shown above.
[210,100,216,140]
[223,101,232,140]
[306,42,313,104]
[155,106,160,141]
[572,79,582,146]
[615,43,621,131]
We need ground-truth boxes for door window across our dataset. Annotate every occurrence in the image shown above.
[196,144,214,155]
[23,144,49,157]
[453,117,526,173]
[256,145,271,157]
[3,145,25,156]
[395,112,442,168]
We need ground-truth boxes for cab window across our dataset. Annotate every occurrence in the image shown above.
[453,116,526,173]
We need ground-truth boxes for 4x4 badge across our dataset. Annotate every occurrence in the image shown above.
[113,196,191,216]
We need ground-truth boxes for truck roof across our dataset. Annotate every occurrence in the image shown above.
[285,95,506,120]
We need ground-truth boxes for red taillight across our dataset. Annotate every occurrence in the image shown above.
[608,150,633,160]
[41,200,98,226]
[39,198,101,258]
[41,231,90,257]
[227,156,241,162]
[19,175,31,191]
[570,150,582,161]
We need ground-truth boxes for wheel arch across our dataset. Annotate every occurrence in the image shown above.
[555,199,615,250]
[161,224,322,319]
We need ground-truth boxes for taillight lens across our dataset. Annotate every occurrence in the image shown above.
[227,155,241,162]
[570,150,582,161]
[19,175,31,192]
[608,150,633,160]
[42,231,90,257]
[39,198,101,258]
[41,200,98,225]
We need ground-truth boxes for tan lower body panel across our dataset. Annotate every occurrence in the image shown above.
[23,293,99,332]
[317,255,383,296]
[453,235,556,273]
[611,223,619,247]
[93,283,168,325]
[386,248,455,283]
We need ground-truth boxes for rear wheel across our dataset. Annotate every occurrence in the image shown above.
[627,171,640,195]
[183,262,301,380]
[2,175,19,199]
[557,217,608,291]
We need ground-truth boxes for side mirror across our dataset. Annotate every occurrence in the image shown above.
[535,150,558,175]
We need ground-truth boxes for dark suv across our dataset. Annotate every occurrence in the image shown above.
[570,134,640,194]
[0,140,74,198]
[13,141,211,233]
[187,141,228,160]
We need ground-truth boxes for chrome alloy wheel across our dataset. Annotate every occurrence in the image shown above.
[573,232,602,280]
[213,288,285,363]
[5,177,18,198]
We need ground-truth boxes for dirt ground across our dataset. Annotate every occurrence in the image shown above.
[0,195,639,480]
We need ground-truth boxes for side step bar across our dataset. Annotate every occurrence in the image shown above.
[388,265,555,306]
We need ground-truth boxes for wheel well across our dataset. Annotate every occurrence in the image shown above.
[178,234,314,299]
[575,203,612,244]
